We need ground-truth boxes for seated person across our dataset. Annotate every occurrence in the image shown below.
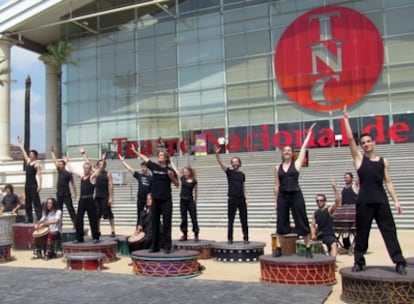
[32,197,62,259]
[0,184,22,214]
[127,193,155,253]
[310,180,341,257]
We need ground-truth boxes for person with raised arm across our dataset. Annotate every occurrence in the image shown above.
[50,145,77,227]
[273,123,316,258]
[215,147,249,244]
[63,155,100,244]
[118,154,152,231]
[17,136,42,223]
[343,105,407,275]
[170,160,200,242]
[130,145,179,253]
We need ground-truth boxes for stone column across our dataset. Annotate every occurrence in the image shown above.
[0,37,13,161]
[44,63,58,159]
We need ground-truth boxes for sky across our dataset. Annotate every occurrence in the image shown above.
[1,0,46,152]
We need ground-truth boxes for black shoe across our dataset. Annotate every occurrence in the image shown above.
[351,263,363,272]
[272,247,282,258]
[306,247,313,258]
[110,232,116,238]
[227,240,233,245]
[148,248,160,253]
[179,234,187,241]
[243,240,250,244]
[93,239,100,244]
[163,249,171,254]
[194,233,199,242]
[396,263,407,275]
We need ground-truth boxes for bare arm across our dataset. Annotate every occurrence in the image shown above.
[36,162,42,192]
[215,147,227,172]
[169,159,181,178]
[70,178,77,201]
[50,145,59,168]
[17,136,30,163]
[383,158,402,214]
[118,154,135,174]
[62,156,83,178]
[343,105,362,168]
[295,122,316,171]
[310,215,317,240]
[107,172,114,205]
[329,180,341,215]
[168,170,179,188]
[79,147,90,163]
[194,183,199,203]
[130,145,150,163]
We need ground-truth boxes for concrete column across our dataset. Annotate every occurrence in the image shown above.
[0,37,13,161]
[44,63,58,159]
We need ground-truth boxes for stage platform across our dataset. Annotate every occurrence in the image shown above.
[260,254,336,285]
[340,265,414,304]
[62,239,118,262]
[130,249,201,278]
[212,241,266,262]
[173,239,215,259]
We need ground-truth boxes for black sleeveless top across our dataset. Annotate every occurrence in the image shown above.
[180,177,197,201]
[95,171,109,198]
[80,176,95,197]
[314,208,334,237]
[357,156,388,204]
[56,170,73,196]
[341,186,358,205]
[25,163,38,186]
[278,162,300,192]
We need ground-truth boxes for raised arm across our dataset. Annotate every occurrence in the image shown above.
[79,147,90,163]
[329,179,341,215]
[383,158,402,214]
[130,144,150,163]
[168,169,179,188]
[343,105,362,168]
[295,122,316,171]
[169,158,181,178]
[118,154,135,174]
[17,136,30,163]
[215,147,227,172]
[107,172,114,205]
[50,145,59,168]
[62,156,83,178]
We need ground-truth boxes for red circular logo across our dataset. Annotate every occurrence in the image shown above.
[274,6,384,112]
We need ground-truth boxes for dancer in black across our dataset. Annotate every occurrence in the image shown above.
[215,147,249,244]
[273,123,315,258]
[51,145,77,227]
[170,161,199,242]
[310,180,341,257]
[343,105,407,275]
[17,136,42,223]
[64,157,100,244]
[341,172,359,250]
[130,145,179,253]
[81,148,115,237]
[118,155,152,229]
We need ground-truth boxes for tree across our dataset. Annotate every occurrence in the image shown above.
[0,58,9,87]
[39,41,75,157]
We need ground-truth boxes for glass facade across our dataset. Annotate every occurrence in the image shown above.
[63,0,414,156]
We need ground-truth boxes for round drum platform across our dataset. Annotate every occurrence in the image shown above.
[0,241,12,262]
[62,240,117,263]
[212,241,266,262]
[65,252,106,271]
[340,265,414,304]
[173,239,215,259]
[130,249,201,278]
[100,234,128,256]
[12,223,35,250]
[260,254,336,285]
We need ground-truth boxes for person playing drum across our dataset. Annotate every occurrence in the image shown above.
[310,179,341,257]
[32,197,62,259]
[343,105,407,275]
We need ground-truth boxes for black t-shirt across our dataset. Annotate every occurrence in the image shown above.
[2,194,19,212]
[56,169,73,196]
[133,172,152,199]
[180,177,197,201]
[314,208,334,237]
[146,160,173,201]
[225,168,245,198]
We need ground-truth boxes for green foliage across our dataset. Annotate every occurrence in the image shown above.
[0,58,9,87]
[39,41,76,68]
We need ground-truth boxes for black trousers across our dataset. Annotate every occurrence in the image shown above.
[76,196,100,241]
[227,197,248,241]
[180,198,199,235]
[277,190,310,236]
[24,185,42,222]
[354,203,406,266]
[136,196,146,226]
[57,194,77,225]
[151,198,172,251]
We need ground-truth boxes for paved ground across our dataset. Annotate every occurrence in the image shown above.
[1,227,413,303]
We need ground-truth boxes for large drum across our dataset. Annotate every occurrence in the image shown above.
[32,227,49,248]
[333,205,356,230]
[0,213,17,243]
[12,223,35,250]
[127,232,146,253]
